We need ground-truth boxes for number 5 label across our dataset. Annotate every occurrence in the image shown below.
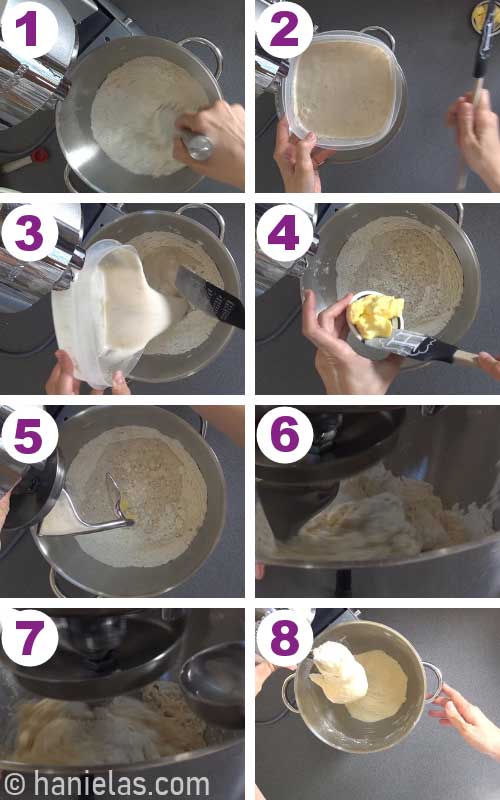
[1,609,59,667]
[1,406,59,464]
[1,1,59,59]
[256,205,314,263]
[256,610,313,667]
[2,204,59,262]
[256,1,313,59]
[256,406,314,464]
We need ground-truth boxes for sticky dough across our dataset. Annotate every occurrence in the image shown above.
[310,641,368,703]
[293,41,395,139]
[346,650,408,723]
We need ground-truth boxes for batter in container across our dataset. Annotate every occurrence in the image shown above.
[91,57,209,178]
[41,426,208,569]
[293,40,395,140]
[335,217,464,336]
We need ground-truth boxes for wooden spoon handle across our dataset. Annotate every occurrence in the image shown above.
[453,350,480,368]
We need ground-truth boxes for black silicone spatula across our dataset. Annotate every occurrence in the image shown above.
[365,329,479,367]
[175,266,245,330]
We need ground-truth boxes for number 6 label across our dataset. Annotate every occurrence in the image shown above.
[2,204,59,262]
[256,205,314,263]
[256,610,313,667]
[1,2,59,59]
[1,406,59,464]
[256,406,314,464]
[1,609,59,667]
[256,1,313,59]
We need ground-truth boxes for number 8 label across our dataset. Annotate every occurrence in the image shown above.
[256,1,314,59]
[257,406,314,464]
[257,610,313,667]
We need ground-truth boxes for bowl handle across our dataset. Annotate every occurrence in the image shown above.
[176,203,226,242]
[450,203,464,228]
[177,37,223,81]
[359,26,396,53]
[63,164,79,193]
[281,672,300,713]
[422,661,444,703]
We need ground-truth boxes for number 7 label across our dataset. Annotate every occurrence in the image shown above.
[1,609,59,666]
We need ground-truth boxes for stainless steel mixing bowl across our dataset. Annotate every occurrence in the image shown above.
[33,406,227,597]
[281,621,442,753]
[257,406,500,569]
[55,36,223,193]
[302,203,480,370]
[85,204,241,383]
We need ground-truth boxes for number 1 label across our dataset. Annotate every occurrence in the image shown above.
[1,2,59,59]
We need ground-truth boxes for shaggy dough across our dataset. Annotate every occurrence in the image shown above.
[11,684,206,766]
[99,244,188,356]
[346,650,408,722]
[293,41,395,139]
[91,57,209,178]
[310,641,368,704]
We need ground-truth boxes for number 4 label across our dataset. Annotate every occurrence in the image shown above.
[1,609,59,667]
[256,205,315,263]
[256,610,313,667]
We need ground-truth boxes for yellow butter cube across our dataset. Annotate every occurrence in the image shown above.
[347,294,404,340]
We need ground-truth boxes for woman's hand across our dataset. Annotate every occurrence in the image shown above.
[174,100,245,190]
[302,290,401,395]
[274,117,334,193]
[429,682,500,762]
[45,350,131,395]
[447,90,500,191]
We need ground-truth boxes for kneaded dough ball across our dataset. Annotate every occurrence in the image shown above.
[311,660,368,704]
[312,641,356,680]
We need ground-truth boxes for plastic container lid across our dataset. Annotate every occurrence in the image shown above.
[285,31,401,151]
[51,239,144,389]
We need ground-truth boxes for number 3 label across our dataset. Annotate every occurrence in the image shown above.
[2,204,59,262]
[257,406,314,464]
[1,2,59,59]
[257,205,314,263]
[256,1,313,59]
[1,609,59,667]
[256,610,313,667]
[1,406,59,465]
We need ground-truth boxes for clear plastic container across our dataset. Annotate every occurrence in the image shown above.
[284,30,402,151]
[51,239,144,389]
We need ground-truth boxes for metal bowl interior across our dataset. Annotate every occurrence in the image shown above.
[34,406,227,597]
[55,37,222,193]
[258,406,500,568]
[85,210,241,383]
[293,621,426,753]
[302,204,481,369]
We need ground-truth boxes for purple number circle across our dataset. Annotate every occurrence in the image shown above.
[271,416,299,452]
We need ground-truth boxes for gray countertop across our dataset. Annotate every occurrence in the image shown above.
[256,203,500,396]
[0,405,244,597]
[0,0,244,194]
[256,608,500,800]
[0,202,245,395]
[256,0,499,192]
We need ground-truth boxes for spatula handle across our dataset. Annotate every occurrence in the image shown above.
[453,349,480,368]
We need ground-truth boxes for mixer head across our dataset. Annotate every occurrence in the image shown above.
[0,610,187,702]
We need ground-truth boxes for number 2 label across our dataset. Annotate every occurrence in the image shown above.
[270,10,299,47]
[256,1,313,59]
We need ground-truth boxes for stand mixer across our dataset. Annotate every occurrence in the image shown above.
[0,405,134,536]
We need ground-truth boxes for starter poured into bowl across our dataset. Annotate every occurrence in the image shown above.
[293,40,396,142]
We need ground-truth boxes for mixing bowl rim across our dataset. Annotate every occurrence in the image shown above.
[31,406,227,598]
[293,620,427,754]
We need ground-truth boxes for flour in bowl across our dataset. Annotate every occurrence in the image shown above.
[129,230,224,355]
[91,56,209,178]
[336,217,464,336]
[43,426,207,568]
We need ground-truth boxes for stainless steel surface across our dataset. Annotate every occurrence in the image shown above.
[40,481,134,537]
[4,448,65,531]
[0,202,84,312]
[0,0,77,129]
[302,204,481,369]
[35,406,227,597]
[255,203,319,294]
[257,406,500,569]
[180,130,214,161]
[180,641,244,729]
[55,36,223,192]
[285,621,439,753]
[0,406,29,498]
[84,206,240,384]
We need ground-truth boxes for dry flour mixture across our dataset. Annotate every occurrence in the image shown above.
[129,230,224,356]
[44,426,207,568]
[336,217,464,336]
[91,56,209,178]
